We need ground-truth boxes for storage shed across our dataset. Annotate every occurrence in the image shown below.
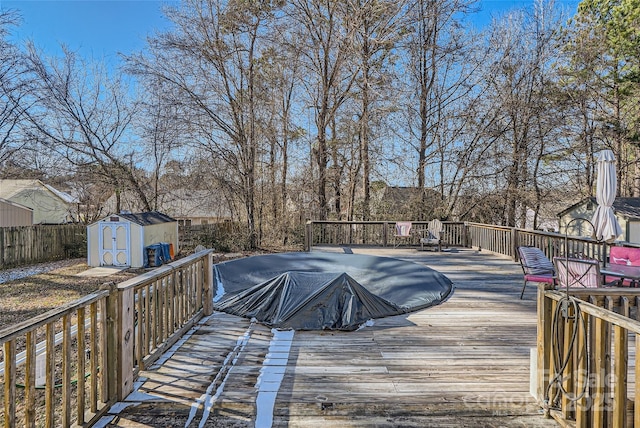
[87,211,178,268]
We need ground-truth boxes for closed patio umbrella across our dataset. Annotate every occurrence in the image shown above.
[591,149,623,242]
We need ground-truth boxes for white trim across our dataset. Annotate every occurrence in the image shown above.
[98,221,131,267]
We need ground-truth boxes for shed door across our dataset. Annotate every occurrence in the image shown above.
[99,222,130,267]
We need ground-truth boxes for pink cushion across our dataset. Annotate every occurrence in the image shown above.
[610,247,640,266]
[525,274,554,284]
[605,275,633,287]
[554,257,601,288]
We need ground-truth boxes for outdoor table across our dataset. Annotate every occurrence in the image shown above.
[600,264,640,287]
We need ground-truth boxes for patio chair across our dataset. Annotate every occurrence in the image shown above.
[553,256,615,289]
[420,219,443,251]
[517,246,555,299]
[394,221,413,248]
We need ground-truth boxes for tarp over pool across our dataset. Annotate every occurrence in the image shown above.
[213,252,453,331]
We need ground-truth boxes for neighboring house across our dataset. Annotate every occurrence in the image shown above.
[0,198,33,227]
[558,197,640,243]
[525,208,559,232]
[87,211,179,268]
[159,189,234,226]
[370,186,443,220]
[0,179,77,224]
[103,189,234,226]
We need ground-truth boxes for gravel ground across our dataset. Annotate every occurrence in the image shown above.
[0,258,85,284]
[0,259,138,328]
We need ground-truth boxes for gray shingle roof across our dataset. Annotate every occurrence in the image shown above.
[116,211,176,226]
[559,197,640,220]
[612,198,640,219]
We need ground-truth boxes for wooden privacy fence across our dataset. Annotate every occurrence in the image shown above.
[0,249,213,428]
[536,286,640,427]
[0,225,86,268]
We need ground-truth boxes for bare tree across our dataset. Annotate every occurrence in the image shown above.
[128,0,283,248]
[401,0,476,220]
[288,0,359,220]
[136,77,186,210]
[254,42,302,244]
[477,1,565,226]
[23,45,152,212]
[348,0,403,220]
[0,11,30,171]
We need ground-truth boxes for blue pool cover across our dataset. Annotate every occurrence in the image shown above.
[213,252,453,331]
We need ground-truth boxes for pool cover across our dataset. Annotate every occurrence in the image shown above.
[213,252,453,331]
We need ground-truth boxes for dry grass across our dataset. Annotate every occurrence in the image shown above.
[0,260,139,329]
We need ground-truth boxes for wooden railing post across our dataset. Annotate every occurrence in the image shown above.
[305,221,312,252]
[383,222,388,247]
[203,252,213,316]
[116,283,135,400]
[511,228,519,261]
[462,222,469,248]
[536,284,553,406]
[103,282,119,403]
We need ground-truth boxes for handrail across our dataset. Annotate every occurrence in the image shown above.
[305,220,640,263]
[545,288,640,333]
[1,289,111,427]
[5,220,640,427]
[106,249,214,401]
[0,249,214,427]
[0,290,109,343]
[304,220,467,250]
[537,284,640,426]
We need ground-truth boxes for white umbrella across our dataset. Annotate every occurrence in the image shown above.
[591,149,623,242]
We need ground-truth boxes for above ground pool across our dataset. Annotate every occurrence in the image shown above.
[213,252,453,331]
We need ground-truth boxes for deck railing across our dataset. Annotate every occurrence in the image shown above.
[0,249,213,427]
[0,291,110,427]
[303,220,468,251]
[305,220,613,262]
[537,285,640,427]
[466,222,609,262]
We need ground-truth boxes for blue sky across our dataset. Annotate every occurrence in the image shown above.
[0,0,580,65]
[0,0,178,64]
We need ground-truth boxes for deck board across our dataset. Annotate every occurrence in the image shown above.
[99,247,558,427]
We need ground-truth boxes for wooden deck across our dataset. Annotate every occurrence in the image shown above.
[96,247,557,427]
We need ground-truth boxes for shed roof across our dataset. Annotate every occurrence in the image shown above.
[114,211,177,226]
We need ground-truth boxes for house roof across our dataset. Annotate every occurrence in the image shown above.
[559,197,640,220]
[0,197,33,212]
[0,179,78,203]
[611,198,640,219]
[102,188,234,219]
[115,211,177,226]
[159,189,234,218]
[43,183,77,204]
